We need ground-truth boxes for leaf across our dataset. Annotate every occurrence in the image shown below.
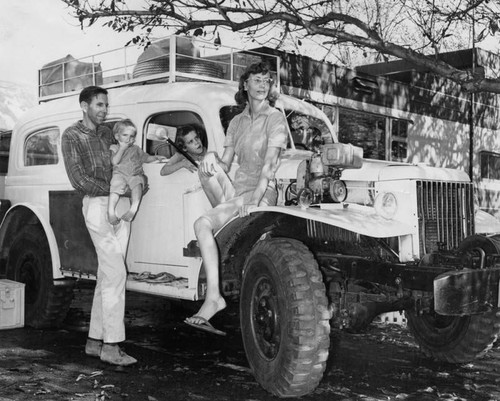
[193,28,204,37]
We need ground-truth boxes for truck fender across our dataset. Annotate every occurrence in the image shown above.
[214,205,413,295]
[252,204,415,238]
[0,203,63,280]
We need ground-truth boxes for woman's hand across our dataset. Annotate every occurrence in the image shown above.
[198,152,218,177]
[239,202,258,217]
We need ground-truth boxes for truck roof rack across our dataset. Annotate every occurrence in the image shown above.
[38,35,280,102]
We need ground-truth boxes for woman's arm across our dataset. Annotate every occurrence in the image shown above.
[160,153,195,176]
[247,146,282,209]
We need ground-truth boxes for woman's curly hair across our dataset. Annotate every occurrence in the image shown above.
[234,61,279,107]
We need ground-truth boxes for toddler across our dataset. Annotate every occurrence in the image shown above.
[108,119,164,225]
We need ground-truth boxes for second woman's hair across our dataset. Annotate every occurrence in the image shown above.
[235,62,279,107]
[175,125,205,149]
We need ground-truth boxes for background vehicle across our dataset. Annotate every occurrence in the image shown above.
[1,35,500,398]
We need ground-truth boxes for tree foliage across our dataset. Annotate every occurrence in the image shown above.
[61,0,500,93]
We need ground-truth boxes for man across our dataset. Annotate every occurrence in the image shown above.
[61,86,136,366]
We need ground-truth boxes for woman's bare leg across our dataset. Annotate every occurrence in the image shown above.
[199,166,235,208]
[186,216,226,323]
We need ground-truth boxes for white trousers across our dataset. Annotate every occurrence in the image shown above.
[82,196,129,343]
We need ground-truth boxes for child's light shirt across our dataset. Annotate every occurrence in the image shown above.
[111,144,151,177]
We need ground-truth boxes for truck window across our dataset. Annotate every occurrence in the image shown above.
[285,110,329,151]
[339,108,386,160]
[390,118,409,162]
[145,111,206,157]
[24,128,59,166]
[219,105,245,134]
[480,151,500,180]
[0,130,11,174]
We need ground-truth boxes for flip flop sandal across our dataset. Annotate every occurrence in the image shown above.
[133,272,152,281]
[184,316,226,336]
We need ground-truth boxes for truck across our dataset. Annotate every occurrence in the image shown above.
[2,35,500,398]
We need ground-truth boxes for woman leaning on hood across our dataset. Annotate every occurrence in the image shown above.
[184,61,288,335]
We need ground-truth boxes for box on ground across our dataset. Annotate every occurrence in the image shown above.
[0,279,25,329]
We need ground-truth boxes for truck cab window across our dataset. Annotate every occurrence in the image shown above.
[286,110,328,151]
[339,108,386,160]
[480,151,500,180]
[24,128,59,166]
[390,119,409,162]
[0,130,12,174]
[145,111,206,157]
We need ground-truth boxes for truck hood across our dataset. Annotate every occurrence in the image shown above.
[276,151,470,183]
[342,159,470,182]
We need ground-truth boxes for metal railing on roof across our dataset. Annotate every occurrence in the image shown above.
[38,35,280,102]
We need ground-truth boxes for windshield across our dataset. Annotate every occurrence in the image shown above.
[284,109,331,152]
[219,105,332,152]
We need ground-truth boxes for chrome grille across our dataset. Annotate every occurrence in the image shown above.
[417,181,474,253]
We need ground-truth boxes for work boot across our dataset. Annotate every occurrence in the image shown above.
[100,344,137,366]
[85,338,102,358]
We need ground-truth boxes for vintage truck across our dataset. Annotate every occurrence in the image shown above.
[2,35,500,397]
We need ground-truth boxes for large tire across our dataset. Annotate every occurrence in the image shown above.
[407,234,500,363]
[240,238,330,398]
[7,225,73,329]
[406,311,500,363]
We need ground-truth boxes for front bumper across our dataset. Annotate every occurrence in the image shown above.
[434,266,500,315]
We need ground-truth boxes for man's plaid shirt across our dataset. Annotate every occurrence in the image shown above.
[62,121,115,197]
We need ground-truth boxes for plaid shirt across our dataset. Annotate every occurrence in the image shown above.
[62,121,114,197]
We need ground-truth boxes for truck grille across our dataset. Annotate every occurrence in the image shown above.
[417,180,474,254]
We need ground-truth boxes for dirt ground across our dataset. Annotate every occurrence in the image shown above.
[1,282,500,401]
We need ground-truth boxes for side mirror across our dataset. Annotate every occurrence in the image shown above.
[146,123,177,142]
[145,123,198,167]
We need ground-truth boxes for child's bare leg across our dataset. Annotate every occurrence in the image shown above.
[121,184,142,222]
[107,192,121,225]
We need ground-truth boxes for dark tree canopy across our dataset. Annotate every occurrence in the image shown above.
[61,0,500,93]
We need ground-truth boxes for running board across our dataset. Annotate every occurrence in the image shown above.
[126,277,198,300]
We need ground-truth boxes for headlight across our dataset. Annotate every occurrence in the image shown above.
[374,192,398,219]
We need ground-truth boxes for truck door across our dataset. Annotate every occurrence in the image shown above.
[126,110,212,276]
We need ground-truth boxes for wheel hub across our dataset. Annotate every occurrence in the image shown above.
[253,277,281,359]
